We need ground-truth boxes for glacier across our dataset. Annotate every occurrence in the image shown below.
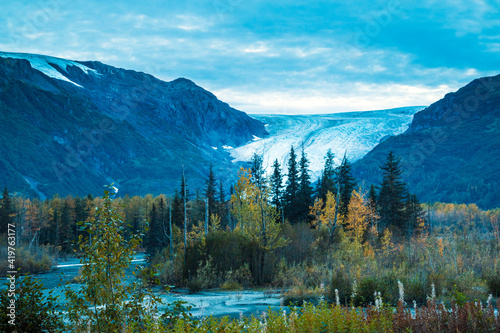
[228,107,425,181]
[0,52,96,87]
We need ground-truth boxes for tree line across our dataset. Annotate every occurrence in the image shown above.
[0,149,426,255]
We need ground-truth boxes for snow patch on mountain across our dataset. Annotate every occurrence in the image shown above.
[0,52,96,87]
[229,107,425,180]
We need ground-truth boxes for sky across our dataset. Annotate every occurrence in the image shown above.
[0,0,499,114]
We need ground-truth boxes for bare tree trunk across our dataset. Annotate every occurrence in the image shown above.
[205,198,209,235]
[332,184,340,244]
[183,168,187,267]
[169,200,173,259]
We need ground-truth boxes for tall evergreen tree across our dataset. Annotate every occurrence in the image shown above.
[158,196,168,246]
[378,151,408,232]
[297,149,313,222]
[269,159,284,222]
[368,184,377,208]
[145,203,161,256]
[336,153,356,222]
[405,194,426,236]
[318,149,336,202]
[217,179,228,228]
[218,180,226,203]
[250,153,265,188]
[284,146,300,223]
[204,164,217,219]
[171,190,183,229]
[368,184,379,232]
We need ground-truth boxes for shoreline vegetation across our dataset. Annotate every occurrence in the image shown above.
[1,150,499,332]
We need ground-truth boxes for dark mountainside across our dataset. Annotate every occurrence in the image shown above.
[353,74,500,209]
[0,53,267,198]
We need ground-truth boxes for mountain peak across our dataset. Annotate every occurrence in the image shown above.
[171,77,196,86]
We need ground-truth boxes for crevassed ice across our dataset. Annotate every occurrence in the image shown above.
[230,107,425,181]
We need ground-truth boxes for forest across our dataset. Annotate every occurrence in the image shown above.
[1,148,499,332]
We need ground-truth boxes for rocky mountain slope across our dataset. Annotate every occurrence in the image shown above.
[353,74,500,209]
[0,52,267,198]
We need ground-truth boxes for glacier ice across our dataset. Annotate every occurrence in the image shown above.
[229,107,425,181]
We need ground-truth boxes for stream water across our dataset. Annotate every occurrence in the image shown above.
[30,254,286,319]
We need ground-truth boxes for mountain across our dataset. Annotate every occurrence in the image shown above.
[353,74,500,209]
[0,52,267,198]
[230,107,424,180]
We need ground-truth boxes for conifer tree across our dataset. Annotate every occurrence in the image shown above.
[378,151,408,232]
[217,179,228,228]
[204,164,217,219]
[368,184,379,233]
[218,180,226,203]
[369,184,377,209]
[405,194,426,236]
[336,153,356,222]
[171,190,183,229]
[284,146,300,223]
[318,149,336,202]
[250,153,265,188]
[297,149,313,222]
[269,159,284,221]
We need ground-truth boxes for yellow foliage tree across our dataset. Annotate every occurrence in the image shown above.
[344,190,370,243]
[310,191,339,243]
[230,168,287,251]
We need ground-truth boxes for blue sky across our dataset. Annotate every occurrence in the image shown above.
[1,0,499,114]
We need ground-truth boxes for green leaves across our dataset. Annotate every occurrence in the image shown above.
[64,184,161,332]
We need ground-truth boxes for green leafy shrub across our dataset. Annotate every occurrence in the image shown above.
[0,246,54,274]
[64,185,161,332]
[329,269,353,305]
[485,266,500,297]
[0,275,64,333]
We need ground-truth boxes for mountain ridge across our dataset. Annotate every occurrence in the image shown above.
[353,74,500,209]
[0,52,267,198]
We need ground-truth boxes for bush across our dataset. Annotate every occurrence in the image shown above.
[220,280,243,291]
[150,248,184,287]
[486,273,500,297]
[357,276,379,306]
[0,246,54,274]
[329,269,354,305]
[0,275,64,333]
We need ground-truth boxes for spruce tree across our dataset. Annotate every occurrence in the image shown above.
[405,194,426,236]
[318,149,336,202]
[250,153,265,188]
[204,164,217,219]
[336,153,356,221]
[297,149,313,222]
[145,203,161,256]
[171,190,183,229]
[378,151,408,232]
[269,159,284,218]
[284,146,300,223]
[217,179,228,228]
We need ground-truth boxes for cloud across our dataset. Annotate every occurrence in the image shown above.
[0,0,498,114]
